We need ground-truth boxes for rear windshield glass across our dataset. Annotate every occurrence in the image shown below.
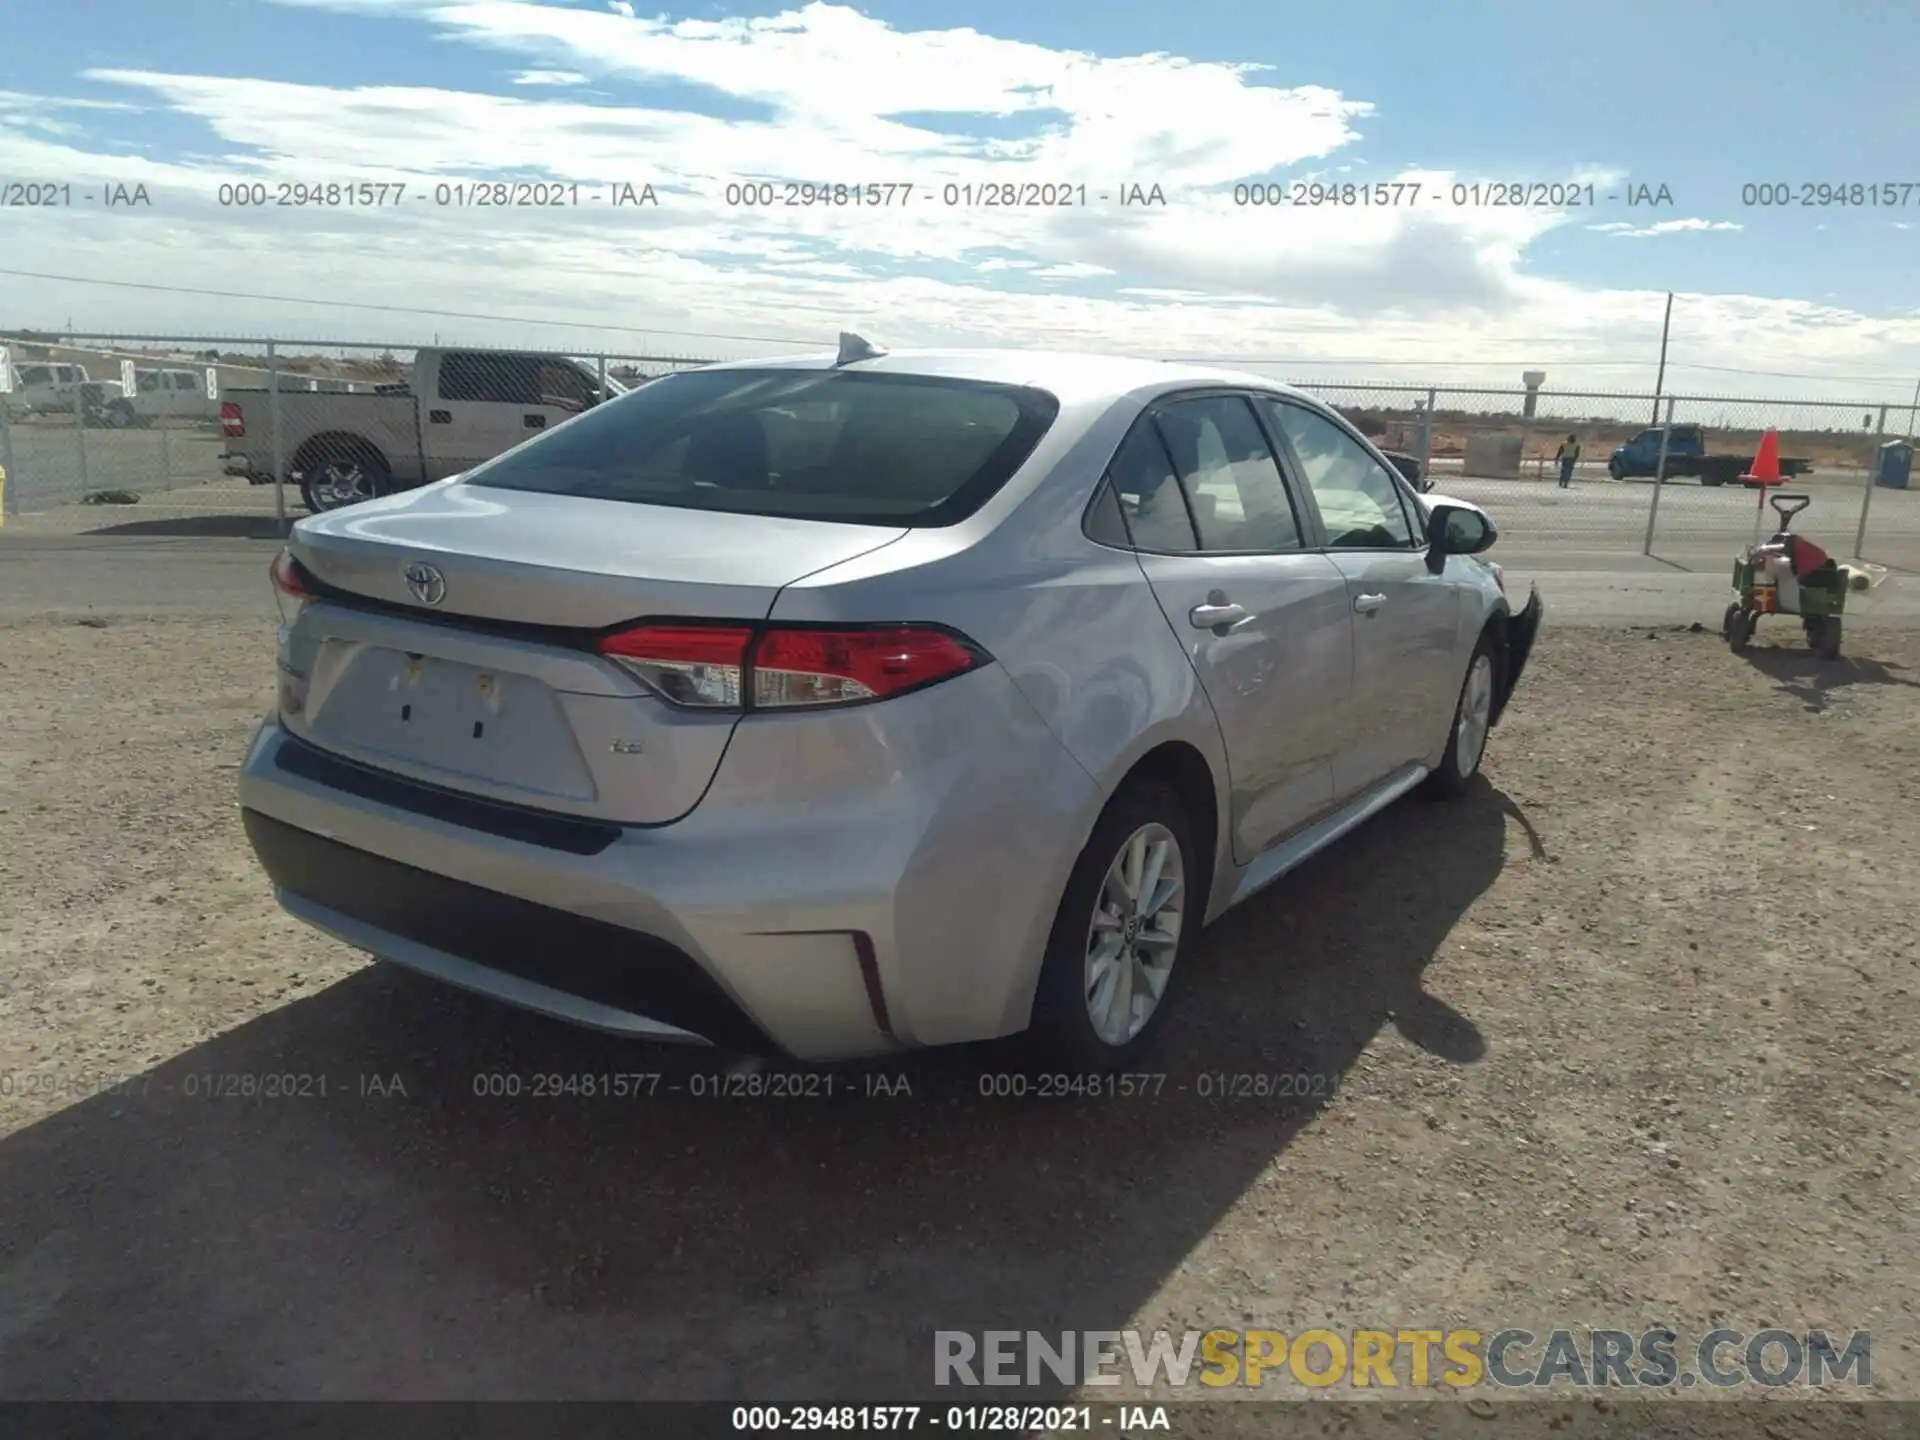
[463,368,1061,527]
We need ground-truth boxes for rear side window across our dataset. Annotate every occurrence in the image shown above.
[439,353,540,405]
[1104,418,1198,551]
[1151,395,1303,552]
[466,369,1060,527]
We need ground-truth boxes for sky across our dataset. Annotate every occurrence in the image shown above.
[1,0,1918,402]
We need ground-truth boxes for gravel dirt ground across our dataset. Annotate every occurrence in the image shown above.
[0,603,1916,1423]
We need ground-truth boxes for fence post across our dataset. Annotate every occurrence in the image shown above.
[1418,388,1435,478]
[72,372,91,500]
[1641,396,1676,555]
[597,353,608,402]
[1853,404,1888,560]
[0,400,15,522]
[268,340,288,536]
[158,374,174,497]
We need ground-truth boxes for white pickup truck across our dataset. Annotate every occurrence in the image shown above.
[109,366,220,427]
[219,347,625,512]
[3,360,125,419]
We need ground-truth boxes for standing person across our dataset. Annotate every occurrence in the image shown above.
[1554,433,1581,488]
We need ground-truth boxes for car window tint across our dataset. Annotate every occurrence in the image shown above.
[1262,400,1418,549]
[1082,476,1132,548]
[467,369,1059,528]
[1105,419,1198,551]
[1151,396,1302,552]
[439,353,539,405]
[534,360,595,412]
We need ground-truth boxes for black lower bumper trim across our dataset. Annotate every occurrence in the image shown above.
[241,809,778,1055]
[272,733,619,856]
[1495,587,1543,723]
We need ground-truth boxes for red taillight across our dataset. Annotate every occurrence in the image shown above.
[269,548,312,598]
[269,548,315,628]
[598,624,753,708]
[752,626,981,707]
[595,623,984,710]
[221,401,245,437]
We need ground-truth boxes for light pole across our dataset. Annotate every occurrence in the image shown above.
[1651,291,1673,427]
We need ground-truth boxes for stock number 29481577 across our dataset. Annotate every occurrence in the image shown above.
[977,1072,1166,1098]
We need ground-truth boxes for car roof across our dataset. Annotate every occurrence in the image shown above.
[697,348,1317,407]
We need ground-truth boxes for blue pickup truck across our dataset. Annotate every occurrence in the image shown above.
[1608,425,1813,487]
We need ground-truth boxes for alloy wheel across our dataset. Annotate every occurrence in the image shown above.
[1083,822,1185,1046]
[1456,653,1495,777]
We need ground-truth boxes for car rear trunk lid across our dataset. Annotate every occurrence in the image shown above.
[279,483,908,824]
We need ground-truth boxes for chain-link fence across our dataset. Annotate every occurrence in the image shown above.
[0,334,714,537]
[4,330,1915,570]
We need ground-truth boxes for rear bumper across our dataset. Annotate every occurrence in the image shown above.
[242,807,774,1051]
[235,668,1103,1062]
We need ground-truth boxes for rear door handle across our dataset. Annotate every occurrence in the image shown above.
[1189,601,1251,630]
[1354,592,1388,615]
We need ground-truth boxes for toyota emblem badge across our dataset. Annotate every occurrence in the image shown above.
[403,561,447,607]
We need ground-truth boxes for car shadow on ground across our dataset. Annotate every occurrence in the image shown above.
[0,779,1520,1402]
[1739,643,1920,712]
[77,514,289,540]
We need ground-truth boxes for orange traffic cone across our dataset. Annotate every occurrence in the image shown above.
[1742,429,1784,485]
[1743,428,1787,545]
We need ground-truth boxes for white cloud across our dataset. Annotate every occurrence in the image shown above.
[0,89,143,113]
[1589,217,1743,239]
[608,0,635,14]
[0,0,1912,398]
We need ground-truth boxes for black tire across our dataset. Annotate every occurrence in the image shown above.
[1608,459,1624,481]
[1421,631,1499,800]
[1701,472,1726,487]
[1727,608,1752,652]
[1723,603,1743,640]
[298,448,391,512]
[106,401,136,429]
[1027,779,1199,1072]
[1811,615,1842,661]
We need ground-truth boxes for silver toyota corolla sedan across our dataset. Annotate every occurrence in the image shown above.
[238,341,1542,1069]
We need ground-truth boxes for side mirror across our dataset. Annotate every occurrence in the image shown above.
[1426,502,1498,567]
[1382,451,1425,488]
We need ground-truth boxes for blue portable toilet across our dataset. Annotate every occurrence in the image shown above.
[1875,439,1913,489]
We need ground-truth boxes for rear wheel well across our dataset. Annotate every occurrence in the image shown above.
[1118,741,1219,921]
[292,432,390,480]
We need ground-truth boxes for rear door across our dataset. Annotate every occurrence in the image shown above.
[1259,397,1462,800]
[1116,393,1354,863]
[424,351,599,479]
